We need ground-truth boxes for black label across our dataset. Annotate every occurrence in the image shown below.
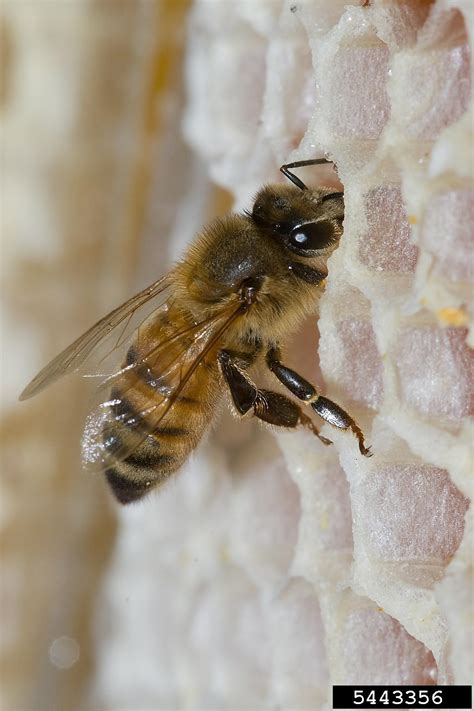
[332,685,472,709]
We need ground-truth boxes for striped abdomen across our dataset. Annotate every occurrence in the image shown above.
[102,305,222,504]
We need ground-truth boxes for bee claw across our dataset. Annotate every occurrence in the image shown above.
[360,444,373,457]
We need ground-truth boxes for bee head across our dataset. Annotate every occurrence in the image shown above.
[249,183,344,258]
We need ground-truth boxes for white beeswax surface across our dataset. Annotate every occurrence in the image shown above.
[87,1,473,707]
[80,4,473,710]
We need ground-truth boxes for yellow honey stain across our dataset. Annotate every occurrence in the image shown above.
[320,511,329,530]
[437,307,468,327]
[408,214,418,225]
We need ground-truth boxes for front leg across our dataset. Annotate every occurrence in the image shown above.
[218,349,331,444]
[266,347,372,456]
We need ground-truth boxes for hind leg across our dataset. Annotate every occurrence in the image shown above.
[266,346,372,456]
[218,350,331,444]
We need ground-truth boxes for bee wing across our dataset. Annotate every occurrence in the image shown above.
[19,274,171,401]
[81,299,244,471]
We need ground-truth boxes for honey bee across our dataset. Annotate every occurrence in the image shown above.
[20,159,371,504]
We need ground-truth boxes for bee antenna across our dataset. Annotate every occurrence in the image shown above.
[321,191,344,202]
[280,158,335,191]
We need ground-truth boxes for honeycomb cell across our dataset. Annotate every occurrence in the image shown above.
[357,464,469,563]
[421,189,474,283]
[359,185,418,273]
[395,327,474,420]
[391,44,471,139]
[343,607,437,684]
[320,315,384,410]
[325,45,391,139]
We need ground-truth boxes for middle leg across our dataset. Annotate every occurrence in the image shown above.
[266,346,372,456]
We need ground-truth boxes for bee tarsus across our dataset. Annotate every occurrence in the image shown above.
[311,396,373,457]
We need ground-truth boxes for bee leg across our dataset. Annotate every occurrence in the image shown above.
[254,392,333,445]
[218,350,259,415]
[297,411,333,446]
[266,347,372,457]
[218,349,330,444]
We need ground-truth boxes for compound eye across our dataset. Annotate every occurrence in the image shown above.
[289,221,334,252]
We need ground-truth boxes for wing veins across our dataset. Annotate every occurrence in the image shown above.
[99,310,220,394]
[146,303,243,431]
[20,275,169,400]
[104,302,244,464]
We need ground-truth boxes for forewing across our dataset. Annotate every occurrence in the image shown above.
[80,299,244,472]
[19,275,171,400]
